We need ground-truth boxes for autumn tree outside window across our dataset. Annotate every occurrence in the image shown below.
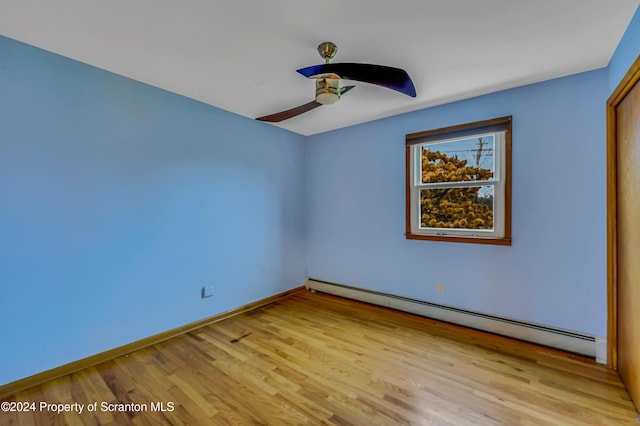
[406,117,512,245]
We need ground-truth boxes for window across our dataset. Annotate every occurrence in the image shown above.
[406,116,511,245]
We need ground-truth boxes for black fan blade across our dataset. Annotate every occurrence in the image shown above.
[297,63,416,97]
[340,85,355,94]
[256,101,321,122]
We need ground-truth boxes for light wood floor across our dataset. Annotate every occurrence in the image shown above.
[2,289,638,425]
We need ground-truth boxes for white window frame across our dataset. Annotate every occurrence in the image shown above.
[405,117,511,245]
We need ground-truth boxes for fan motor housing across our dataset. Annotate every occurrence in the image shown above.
[315,75,341,105]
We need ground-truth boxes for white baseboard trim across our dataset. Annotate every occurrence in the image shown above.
[306,278,603,361]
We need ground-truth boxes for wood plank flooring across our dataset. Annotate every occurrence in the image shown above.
[1,289,638,425]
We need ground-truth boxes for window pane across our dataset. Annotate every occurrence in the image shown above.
[420,186,494,230]
[421,136,494,184]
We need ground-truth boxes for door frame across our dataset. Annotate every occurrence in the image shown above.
[607,54,640,370]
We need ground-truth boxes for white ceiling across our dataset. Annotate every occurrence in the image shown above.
[1,1,638,136]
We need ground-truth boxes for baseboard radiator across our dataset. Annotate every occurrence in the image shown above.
[306,278,604,361]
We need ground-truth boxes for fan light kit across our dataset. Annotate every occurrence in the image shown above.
[315,76,341,105]
[256,42,416,122]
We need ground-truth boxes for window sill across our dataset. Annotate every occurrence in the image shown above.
[405,233,512,246]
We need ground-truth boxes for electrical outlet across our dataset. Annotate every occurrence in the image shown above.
[436,283,444,294]
[201,285,214,298]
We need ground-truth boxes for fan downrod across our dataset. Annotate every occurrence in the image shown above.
[317,42,338,63]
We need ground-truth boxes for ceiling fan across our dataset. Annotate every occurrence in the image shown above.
[256,42,416,122]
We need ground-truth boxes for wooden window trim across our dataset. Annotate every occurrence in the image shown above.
[405,116,512,245]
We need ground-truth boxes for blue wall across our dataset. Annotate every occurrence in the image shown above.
[0,36,306,385]
[609,5,640,90]
[305,69,609,336]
